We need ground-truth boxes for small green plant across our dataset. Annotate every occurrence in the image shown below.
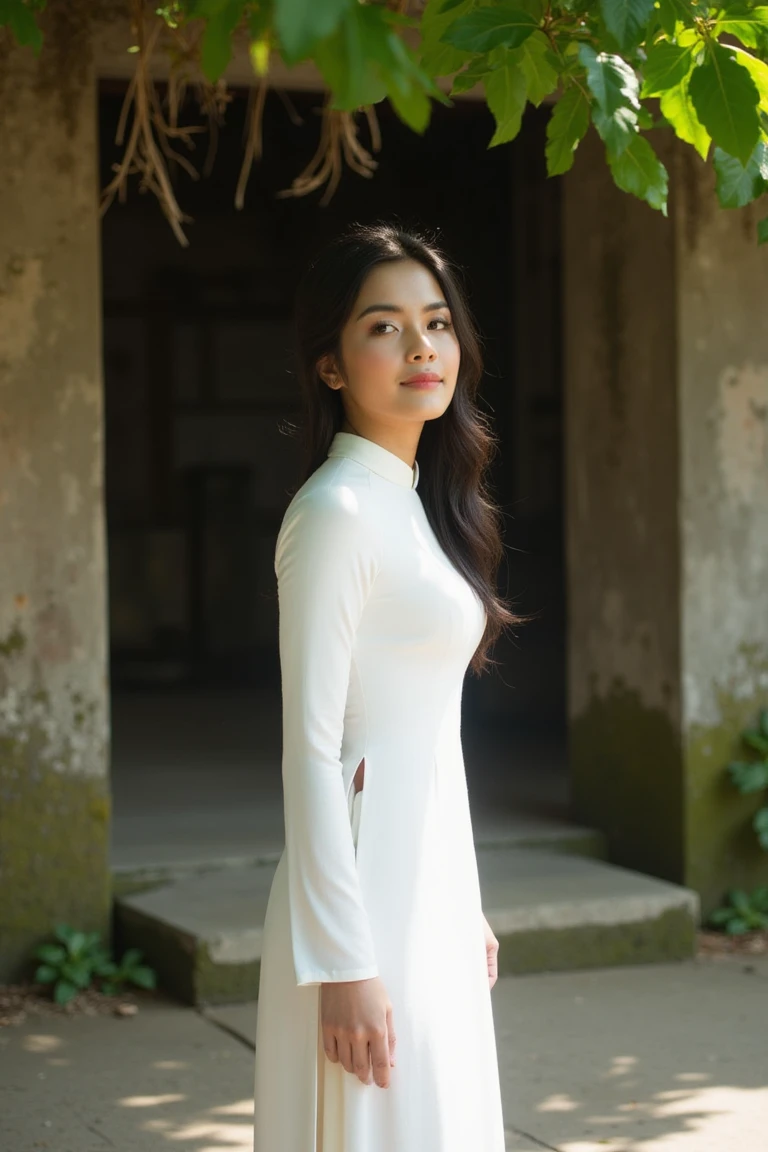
[727,708,768,851]
[708,888,768,935]
[33,924,157,1006]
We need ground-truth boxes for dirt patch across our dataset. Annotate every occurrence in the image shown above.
[696,929,768,958]
[0,982,159,1027]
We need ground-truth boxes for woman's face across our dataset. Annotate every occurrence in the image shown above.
[318,258,461,431]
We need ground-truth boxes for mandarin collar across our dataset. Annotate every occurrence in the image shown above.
[327,432,419,490]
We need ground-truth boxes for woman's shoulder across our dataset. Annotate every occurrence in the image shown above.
[276,457,379,559]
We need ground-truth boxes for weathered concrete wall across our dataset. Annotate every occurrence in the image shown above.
[564,130,768,914]
[0,18,110,979]
[674,150,768,911]
[563,128,684,882]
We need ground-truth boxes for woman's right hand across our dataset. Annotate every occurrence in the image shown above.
[320,975,397,1089]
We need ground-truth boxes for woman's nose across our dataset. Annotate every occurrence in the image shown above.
[408,339,437,361]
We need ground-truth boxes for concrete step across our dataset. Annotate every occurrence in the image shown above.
[114,848,700,1006]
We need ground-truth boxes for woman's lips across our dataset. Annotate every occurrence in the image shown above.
[401,375,443,390]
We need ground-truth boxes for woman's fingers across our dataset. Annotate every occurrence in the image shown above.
[387,1003,397,1066]
[352,1034,375,1085]
[338,1039,355,1077]
[368,1027,392,1088]
[323,1029,340,1064]
[319,978,395,1088]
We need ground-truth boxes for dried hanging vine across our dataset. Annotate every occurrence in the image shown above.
[99,1,385,244]
[276,100,382,207]
[100,2,201,246]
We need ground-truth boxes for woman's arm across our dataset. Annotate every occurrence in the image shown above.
[275,483,380,987]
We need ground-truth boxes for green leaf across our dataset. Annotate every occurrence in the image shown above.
[514,30,559,107]
[729,887,752,911]
[660,73,711,159]
[752,885,768,911]
[319,6,444,130]
[599,0,655,52]
[641,42,694,97]
[726,916,750,934]
[743,729,768,755]
[593,104,639,155]
[714,7,768,50]
[128,966,157,990]
[419,0,475,77]
[66,931,87,958]
[35,943,66,966]
[274,0,350,63]
[546,84,591,175]
[708,906,736,926]
[389,90,439,130]
[754,806,768,846]
[657,0,704,36]
[388,78,432,131]
[579,44,640,116]
[732,47,768,114]
[200,0,243,80]
[714,142,768,207]
[34,964,58,984]
[119,948,145,969]
[314,7,388,110]
[451,57,496,95]
[608,133,669,212]
[484,58,528,145]
[62,960,92,989]
[689,43,761,164]
[54,979,78,1005]
[728,759,768,792]
[0,0,44,53]
[441,4,539,54]
[760,709,768,739]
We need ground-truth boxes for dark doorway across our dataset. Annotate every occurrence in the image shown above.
[100,81,566,874]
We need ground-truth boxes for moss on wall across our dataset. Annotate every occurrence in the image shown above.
[685,647,768,917]
[570,682,684,882]
[0,626,111,981]
[571,659,768,917]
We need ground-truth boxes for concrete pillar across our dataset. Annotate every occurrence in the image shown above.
[0,22,110,978]
[564,129,768,915]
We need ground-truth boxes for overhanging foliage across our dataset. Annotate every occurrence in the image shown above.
[3,0,768,245]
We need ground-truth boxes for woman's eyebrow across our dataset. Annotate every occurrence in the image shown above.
[355,300,449,320]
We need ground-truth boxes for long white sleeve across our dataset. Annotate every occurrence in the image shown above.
[275,479,381,987]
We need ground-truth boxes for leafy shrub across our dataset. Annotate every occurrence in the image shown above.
[727,708,768,851]
[708,888,768,935]
[33,924,157,1006]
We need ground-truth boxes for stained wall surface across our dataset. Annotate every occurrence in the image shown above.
[0,23,110,978]
[564,129,768,913]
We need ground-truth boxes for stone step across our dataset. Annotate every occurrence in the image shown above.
[114,847,699,1006]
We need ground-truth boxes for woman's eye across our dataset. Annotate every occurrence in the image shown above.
[370,318,452,335]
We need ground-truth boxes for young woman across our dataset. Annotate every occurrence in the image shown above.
[253,221,517,1151]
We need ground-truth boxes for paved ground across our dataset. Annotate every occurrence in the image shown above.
[2,953,766,1152]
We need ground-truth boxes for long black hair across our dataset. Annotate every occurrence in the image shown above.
[291,219,519,675]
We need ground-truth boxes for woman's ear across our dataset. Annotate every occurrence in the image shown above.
[317,355,342,390]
